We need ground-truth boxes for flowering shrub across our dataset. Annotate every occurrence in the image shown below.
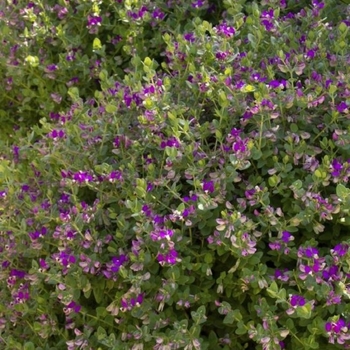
[1,0,350,349]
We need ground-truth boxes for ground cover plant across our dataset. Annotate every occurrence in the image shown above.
[0,0,350,349]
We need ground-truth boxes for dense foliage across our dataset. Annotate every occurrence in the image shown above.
[1,0,350,349]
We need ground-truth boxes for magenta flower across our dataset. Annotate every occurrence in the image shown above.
[157,249,178,265]
[48,129,65,140]
[191,0,205,8]
[72,171,94,183]
[325,318,350,345]
[66,301,81,313]
[331,243,349,257]
[184,33,195,42]
[202,180,214,193]
[331,159,343,177]
[106,170,122,183]
[110,254,128,272]
[215,23,235,37]
[87,15,102,27]
[337,102,349,113]
[290,294,306,307]
[281,231,293,243]
[152,8,165,20]
[120,293,144,311]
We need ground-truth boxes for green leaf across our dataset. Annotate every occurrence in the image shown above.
[25,55,39,67]
[223,310,235,324]
[93,279,106,303]
[296,303,312,319]
[23,342,35,350]
[93,37,102,50]
[291,179,303,190]
[290,123,298,132]
[328,84,337,95]
[135,186,146,198]
[191,305,207,324]
[204,253,213,263]
[251,148,262,160]
[314,169,322,178]
[235,321,247,335]
[336,183,349,199]
[241,84,256,93]
[105,104,117,113]
[68,87,80,101]
[266,281,279,298]
[97,326,107,340]
[144,57,153,67]
[339,22,348,33]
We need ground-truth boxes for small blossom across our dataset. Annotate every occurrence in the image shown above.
[48,129,65,140]
[191,0,206,8]
[66,301,81,313]
[337,102,349,113]
[331,243,349,257]
[202,180,214,193]
[290,294,306,307]
[152,8,165,20]
[215,23,235,37]
[87,15,102,27]
[184,32,195,42]
[157,249,178,265]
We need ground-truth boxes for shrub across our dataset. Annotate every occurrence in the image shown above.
[1,0,350,349]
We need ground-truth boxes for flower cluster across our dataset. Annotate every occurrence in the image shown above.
[102,254,128,280]
[269,231,294,255]
[120,293,144,312]
[52,249,76,275]
[325,318,350,346]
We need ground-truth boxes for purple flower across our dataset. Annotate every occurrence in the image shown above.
[290,294,306,307]
[191,0,205,8]
[150,229,174,241]
[160,137,181,149]
[110,255,128,272]
[332,243,349,257]
[157,249,178,265]
[29,227,47,240]
[46,64,58,72]
[268,80,287,89]
[215,23,235,37]
[87,15,102,27]
[337,102,349,113]
[66,301,81,313]
[331,159,343,177]
[152,8,165,20]
[106,170,122,183]
[39,259,49,270]
[215,51,228,60]
[312,0,324,9]
[202,180,214,193]
[184,33,195,42]
[299,246,319,259]
[274,269,290,282]
[325,318,350,345]
[261,19,274,31]
[281,231,293,243]
[48,129,65,139]
[269,241,281,250]
[322,265,340,281]
[72,171,94,183]
[13,146,19,161]
[10,269,26,279]
[325,322,332,332]
[232,139,246,153]
[120,293,144,311]
[305,49,317,59]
